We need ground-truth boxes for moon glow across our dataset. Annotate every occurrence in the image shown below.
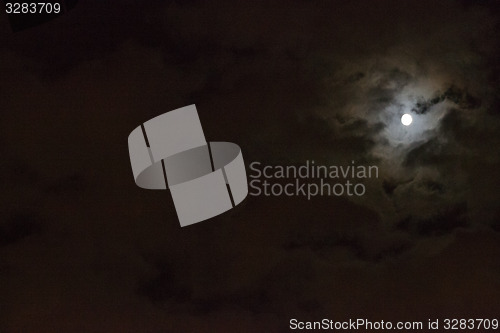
[401,113,413,126]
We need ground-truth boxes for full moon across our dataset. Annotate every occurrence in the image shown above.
[401,113,413,126]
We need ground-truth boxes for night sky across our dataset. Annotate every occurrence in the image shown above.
[1,1,500,331]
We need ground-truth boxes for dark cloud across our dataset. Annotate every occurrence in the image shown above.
[412,85,482,115]
[0,212,43,247]
[396,202,468,236]
[403,138,446,167]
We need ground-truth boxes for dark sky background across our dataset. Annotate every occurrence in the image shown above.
[1,1,499,331]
